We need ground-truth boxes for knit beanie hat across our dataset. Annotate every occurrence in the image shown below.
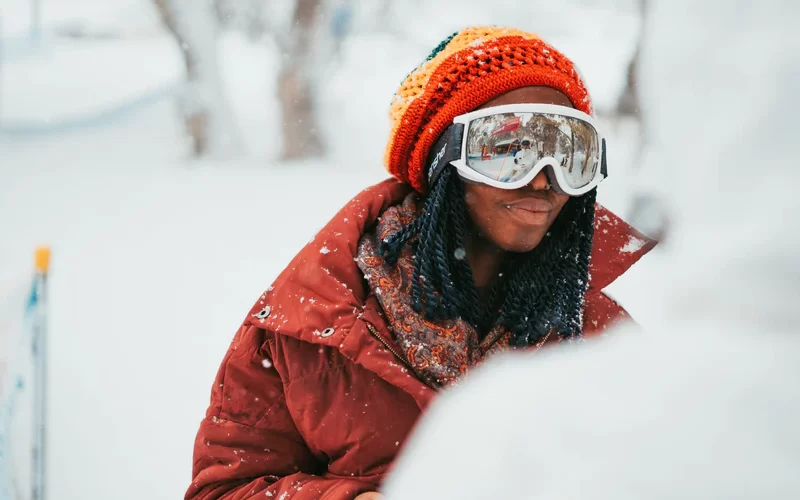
[384,26,594,193]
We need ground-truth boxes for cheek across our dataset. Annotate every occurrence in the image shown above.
[465,188,500,227]
[552,194,570,217]
[467,196,525,247]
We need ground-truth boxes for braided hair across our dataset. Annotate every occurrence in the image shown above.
[378,167,596,347]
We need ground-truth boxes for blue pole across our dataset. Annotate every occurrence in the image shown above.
[31,248,49,500]
[0,249,50,500]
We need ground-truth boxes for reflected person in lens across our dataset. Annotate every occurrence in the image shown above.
[186,26,654,500]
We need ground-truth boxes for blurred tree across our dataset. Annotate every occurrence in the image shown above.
[277,0,324,160]
[616,0,647,117]
[154,0,242,157]
[157,0,329,161]
[617,51,639,116]
[621,0,669,241]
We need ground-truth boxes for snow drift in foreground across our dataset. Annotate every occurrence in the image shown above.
[385,325,799,500]
[383,1,800,498]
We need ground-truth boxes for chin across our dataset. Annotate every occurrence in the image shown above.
[497,234,546,253]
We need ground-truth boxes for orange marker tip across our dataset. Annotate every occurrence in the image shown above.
[34,246,51,273]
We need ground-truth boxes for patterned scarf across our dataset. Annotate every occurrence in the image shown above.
[356,192,553,389]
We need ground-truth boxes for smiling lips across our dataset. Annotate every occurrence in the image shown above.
[505,198,554,225]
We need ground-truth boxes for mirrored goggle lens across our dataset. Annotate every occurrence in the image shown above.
[465,112,600,189]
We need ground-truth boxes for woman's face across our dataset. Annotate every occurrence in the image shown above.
[463,87,573,252]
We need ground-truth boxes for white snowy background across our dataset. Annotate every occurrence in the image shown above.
[0,1,664,499]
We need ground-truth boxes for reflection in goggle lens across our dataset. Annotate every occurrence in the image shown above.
[465,113,599,189]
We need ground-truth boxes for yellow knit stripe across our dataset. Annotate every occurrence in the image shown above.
[384,27,539,167]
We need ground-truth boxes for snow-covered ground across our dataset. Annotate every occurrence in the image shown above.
[0,1,661,498]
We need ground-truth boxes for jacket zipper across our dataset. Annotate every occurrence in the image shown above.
[365,322,437,391]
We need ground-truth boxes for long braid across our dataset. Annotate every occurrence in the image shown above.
[379,216,423,263]
[415,186,443,315]
[419,173,450,318]
[379,169,596,345]
[479,254,515,332]
[548,190,595,336]
[561,189,596,335]
[431,195,458,316]
[449,174,481,324]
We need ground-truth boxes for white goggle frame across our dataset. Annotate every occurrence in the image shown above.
[447,103,607,196]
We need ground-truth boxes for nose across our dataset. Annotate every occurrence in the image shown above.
[530,170,551,191]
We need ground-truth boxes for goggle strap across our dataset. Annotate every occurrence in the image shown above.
[426,123,464,188]
[601,138,608,179]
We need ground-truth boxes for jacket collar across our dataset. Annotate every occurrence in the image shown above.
[589,204,658,292]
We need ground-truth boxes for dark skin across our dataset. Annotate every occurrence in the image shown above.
[463,86,574,290]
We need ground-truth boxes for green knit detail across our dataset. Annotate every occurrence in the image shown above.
[426,31,459,62]
[399,31,459,86]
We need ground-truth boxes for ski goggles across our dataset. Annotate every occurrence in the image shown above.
[426,104,607,196]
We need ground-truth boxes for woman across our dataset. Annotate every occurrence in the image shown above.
[186,26,654,500]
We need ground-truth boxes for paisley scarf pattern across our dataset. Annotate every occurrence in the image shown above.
[356,192,554,389]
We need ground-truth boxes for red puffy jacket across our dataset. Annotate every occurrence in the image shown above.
[186,179,655,500]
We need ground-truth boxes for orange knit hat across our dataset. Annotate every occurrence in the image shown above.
[384,26,594,193]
